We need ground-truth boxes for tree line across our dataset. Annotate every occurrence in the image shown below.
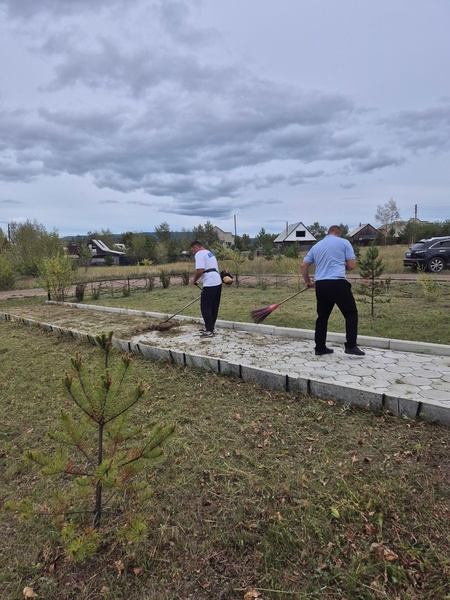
[0,208,448,291]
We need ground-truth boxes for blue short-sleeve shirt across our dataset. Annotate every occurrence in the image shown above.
[303,235,355,280]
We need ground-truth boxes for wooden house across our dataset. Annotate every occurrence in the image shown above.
[348,224,379,246]
[273,222,316,251]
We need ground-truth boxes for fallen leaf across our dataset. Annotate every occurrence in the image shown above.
[23,588,37,598]
[115,559,125,577]
[244,589,260,599]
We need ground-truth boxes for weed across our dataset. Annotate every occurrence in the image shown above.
[180,270,190,286]
[159,269,171,289]
[417,270,441,301]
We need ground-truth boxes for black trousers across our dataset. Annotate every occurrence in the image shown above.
[201,284,222,332]
[314,279,358,350]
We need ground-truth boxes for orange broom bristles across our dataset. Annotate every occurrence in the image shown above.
[250,287,309,324]
[251,303,279,324]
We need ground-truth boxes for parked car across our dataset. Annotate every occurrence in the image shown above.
[403,236,450,273]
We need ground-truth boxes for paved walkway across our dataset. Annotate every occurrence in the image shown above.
[2,301,450,424]
[124,309,450,425]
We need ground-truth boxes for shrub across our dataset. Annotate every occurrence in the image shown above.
[75,283,86,302]
[417,270,440,302]
[181,270,190,286]
[159,269,171,289]
[0,254,15,290]
[38,253,76,302]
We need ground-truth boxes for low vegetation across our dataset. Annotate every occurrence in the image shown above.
[1,242,449,598]
[1,321,450,599]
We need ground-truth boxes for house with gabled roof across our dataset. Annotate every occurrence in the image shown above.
[213,226,235,248]
[348,224,379,246]
[273,222,316,251]
[87,239,127,266]
[377,218,425,242]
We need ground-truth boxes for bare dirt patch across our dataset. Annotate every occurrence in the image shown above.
[1,303,180,339]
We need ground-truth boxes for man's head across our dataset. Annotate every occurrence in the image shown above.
[328,225,342,237]
[190,240,204,254]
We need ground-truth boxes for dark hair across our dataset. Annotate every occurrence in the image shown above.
[190,240,203,248]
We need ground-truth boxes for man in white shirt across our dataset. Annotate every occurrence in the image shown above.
[190,241,222,338]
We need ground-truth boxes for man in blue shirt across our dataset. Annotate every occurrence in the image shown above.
[301,225,365,356]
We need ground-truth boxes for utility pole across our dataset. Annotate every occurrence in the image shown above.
[412,205,418,244]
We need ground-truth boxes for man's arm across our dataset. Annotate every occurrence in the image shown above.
[300,261,315,288]
[345,259,356,271]
[192,268,204,285]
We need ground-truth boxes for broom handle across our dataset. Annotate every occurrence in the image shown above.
[163,294,202,322]
[276,287,309,307]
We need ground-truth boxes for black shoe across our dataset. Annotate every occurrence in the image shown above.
[345,346,365,356]
[315,347,334,356]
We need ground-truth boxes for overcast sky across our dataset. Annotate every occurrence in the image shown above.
[0,0,449,239]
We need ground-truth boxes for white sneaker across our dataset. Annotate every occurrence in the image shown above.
[200,330,214,338]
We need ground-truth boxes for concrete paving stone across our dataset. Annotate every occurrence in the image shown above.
[345,366,376,376]
[241,365,287,391]
[311,369,337,379]
[309,380,382,410]
[168,349,186,368]
[407,368,448,379]
[419,403,450,425]
[384,364,415,374]
[287,375,309,394]
[423,390,450,402]
[402,375,434,386]
[217,360,240,378]
[391,339,450,357]
[386,384,423,396]
[330,374,363,385]
[384,395,420,419]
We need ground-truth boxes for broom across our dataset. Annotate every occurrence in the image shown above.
[251,287,309,324]
[161,286,202,324]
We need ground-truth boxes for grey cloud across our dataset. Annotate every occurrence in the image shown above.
[126,200,155,207]
[340,183,356,189]
[286,170,326,186]
[0,0,402,223]
[351,152,405,174]
[0,0,124,18]
[45,38,238,98]
[382,104,450,153]
[0,84,382,205]
[0,198,25,204]
[159,0,216,47]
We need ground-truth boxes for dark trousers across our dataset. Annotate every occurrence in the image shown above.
[201,284,222,331]
[315,279,358,350]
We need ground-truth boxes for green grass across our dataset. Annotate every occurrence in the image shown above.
[1,320,450,599]
[21,278,448,345]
